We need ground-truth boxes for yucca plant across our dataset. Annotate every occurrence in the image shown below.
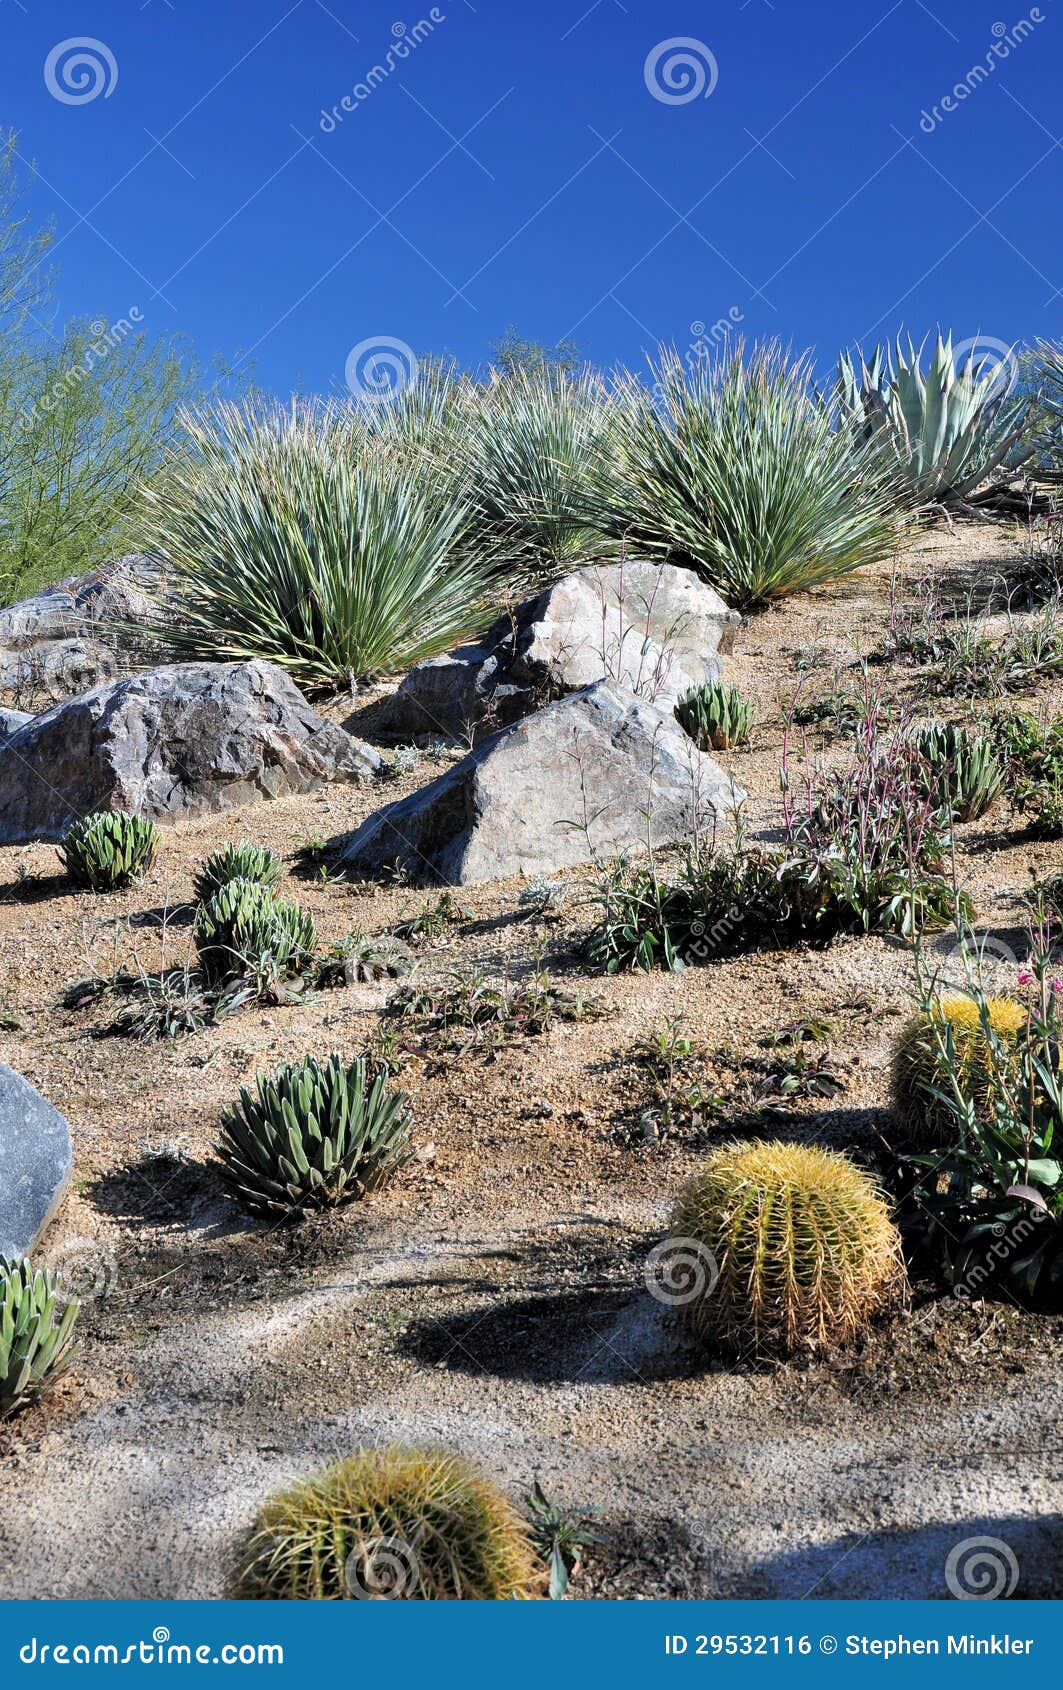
[194,878,316,987]
[674,679,753,750]
[671,1140,904,1356]
[908,721,1003,822]
[238,1445,540,1599]
[138,398,512,690]
[592,343,901,607]
[891,994,1028,1151]
[837,333,1032,509]
[58,810,159,890]
[192,842,284,903]
[216,1052,412,1216]
[1,1258,80,1418]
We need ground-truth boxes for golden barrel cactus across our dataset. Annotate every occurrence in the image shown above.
[671,1140,904,1357]
[239,1445,540,1600]
[891,994,1027,1151]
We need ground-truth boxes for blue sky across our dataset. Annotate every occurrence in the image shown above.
[1,0,1060,395]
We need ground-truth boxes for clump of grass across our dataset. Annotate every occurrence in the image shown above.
[991,711,1063,835]
[393,891,473,945]
[387,959,604,1049]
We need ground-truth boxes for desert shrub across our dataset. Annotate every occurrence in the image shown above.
[837,333,1032,508]
[192,842,284,903]
[58,811,159,890]
[194,879,316,989]
[594,343,901,608]
[239,1445,540,1599]
[891,994,1027,1150]
[991,712,1063,835]
[670,1140,904,1356]
[138,398,510,690]
[315,932,413,986]
[524,1480,604,1599]
[906,722,1002,822]
[674,680,753,750]
[216,1052,412,1217]
[388,961,603,1048]
[114,963,222,1040]
[0,1258,80,1418]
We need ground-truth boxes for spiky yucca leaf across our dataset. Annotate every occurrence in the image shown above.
[138,398,509,689]
[59,811,159,890]
[592,344,901,607]
[239,1445,540,1599]
[891,994,1028,1151]
[0,1258,80,1418]
[193,842,284,903]
[672,1140,904,1356]
[216,1052,412,1216]
[838,333,1032,506]
[908,721,1003,822]
[194,878,316,986]
[674,680,753,750]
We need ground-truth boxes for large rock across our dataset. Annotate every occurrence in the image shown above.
[341,679,743,885]
[0,555,165,706]
[383,560,739,739]
[0,1065,73,1259]
[0,660,380,844]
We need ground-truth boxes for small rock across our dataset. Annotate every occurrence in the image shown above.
[0,1064,74,1259]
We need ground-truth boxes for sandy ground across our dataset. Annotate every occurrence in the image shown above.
[1,522,1061,1600]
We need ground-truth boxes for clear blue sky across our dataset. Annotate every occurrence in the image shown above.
[1,0,1060,395]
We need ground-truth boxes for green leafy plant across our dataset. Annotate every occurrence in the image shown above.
[192,842,284,903]
[674,680,753,750]
[0,1257,80,1418]
[595,343,901,607]
[907,721,1003,822]
[194,878,316,988]
[58,811,159,891]
[991,712,1063,836]
[216,1052,413,1217]
[630,1017,723,1141]
[671,1140,904,1356]
[837,333,1032,509]
[524,1480,605,1599]
[388,960,603,1049]
[114,963,225,1040]
[315,932,413,986]
[238,1445,541,1599]
[393,891,473,945]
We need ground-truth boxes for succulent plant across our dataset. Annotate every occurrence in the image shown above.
[674,680,754,750]
[194,878,316,986]
[671,1140,904,1357]
[58,810,159,890]
[891,994,1028,1151]
[908,721,1003,822]
[315,932,413,987]
[193,842,284,903]
[0,1258,80,1418]
[238,1444,541,1599]
[216,1052,413,1217]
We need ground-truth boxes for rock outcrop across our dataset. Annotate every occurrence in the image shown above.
[0,555,166,706]
[0,1065,73,1260]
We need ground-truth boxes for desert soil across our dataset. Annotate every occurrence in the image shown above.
[0,523,1061,1600]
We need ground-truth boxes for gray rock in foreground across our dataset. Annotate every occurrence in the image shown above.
[342,679,743,884]
[383,560,740,739]
[0,659,380,845]
[0,555,166,706]
[0,1064,73,1260]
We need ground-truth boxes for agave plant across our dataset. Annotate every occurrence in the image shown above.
[594,344,901,607]
[908,721,1003,822]
[837,333,1032,508]
[674,679,753,750]
[59,810,159,890]
[216,1052,413,1216]
[192,842,284,903]
[194,878,316,986]
[1,1258,80,1418]
[138,398,512,690]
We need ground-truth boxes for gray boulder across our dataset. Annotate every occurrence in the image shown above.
[0,555,166,706]
[0,1065,73,1260]
[383,560,739,739]
[341,679,743,885]
[0,659,380,845]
